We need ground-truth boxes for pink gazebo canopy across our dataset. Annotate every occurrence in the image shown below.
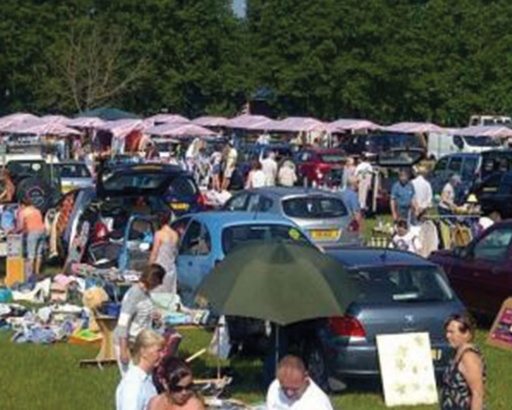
[40,115,69,124]
[453,125,512,138]
[383,122,445,134]
[145,114,189,126]
[225,114,273,130]
[147,122,215,137]
[327,119,381,133]
[99,119,147,138]
[7,121,81,136]
[192,116,229,127]
[270,117,327,133]
[0,112,39,132]
[66,117,105,129]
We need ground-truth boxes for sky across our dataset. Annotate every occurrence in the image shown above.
[232,0,247,18]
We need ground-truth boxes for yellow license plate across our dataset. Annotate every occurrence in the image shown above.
[310,229,339,240]
[431,349,442,361]
[170,202,190,211]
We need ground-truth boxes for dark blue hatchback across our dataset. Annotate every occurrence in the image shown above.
[300,248,466,389]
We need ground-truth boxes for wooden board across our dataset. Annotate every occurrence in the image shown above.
[5,234,24,287]
[487,297,512,351]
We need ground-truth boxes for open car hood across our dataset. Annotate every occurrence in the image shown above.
[97,163,187,197]
[377,148,424,167]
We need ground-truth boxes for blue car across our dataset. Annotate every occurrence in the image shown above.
[172,211,314,305]
[295,248,466,390]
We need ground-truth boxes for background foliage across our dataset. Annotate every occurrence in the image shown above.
[1,0,512,125]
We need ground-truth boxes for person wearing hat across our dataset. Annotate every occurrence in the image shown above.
[411,165,433,216]
[439,174,462,215]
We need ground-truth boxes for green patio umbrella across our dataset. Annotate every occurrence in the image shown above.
[197,241,360,326]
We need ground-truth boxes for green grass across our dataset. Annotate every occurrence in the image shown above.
[1,327,511,410]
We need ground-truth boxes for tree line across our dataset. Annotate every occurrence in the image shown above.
[1,0,512,126]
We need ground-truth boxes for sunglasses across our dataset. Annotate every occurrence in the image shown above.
[169,383,195,393]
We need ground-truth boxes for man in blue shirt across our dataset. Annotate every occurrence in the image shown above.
[390,169,417,223]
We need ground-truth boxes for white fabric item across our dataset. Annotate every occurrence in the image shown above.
[247,170,266,188]
[478,217,494,231]
[355,160,373,178]
[411,175,433,211]
[261,157,278,186]
[116,365,157,410]
[266,378,334,410]
[208,316,231,360]
[278,163,297,187]
[391,230,421,254]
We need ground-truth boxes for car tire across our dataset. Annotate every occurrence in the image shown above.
[304,340,329,391]
[16,177,52,212]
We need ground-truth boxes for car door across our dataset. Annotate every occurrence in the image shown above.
[174,220,214,304]
[468,226,512,315]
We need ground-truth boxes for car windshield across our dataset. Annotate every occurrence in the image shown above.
[222,224,311,254]
[283,196,347,218]
[348,266,453,303]
[464,136,500,147]
[103,172,170,191]
[58,164,91,178]
[320,154,344,163]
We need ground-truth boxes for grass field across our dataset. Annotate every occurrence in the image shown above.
[1,326,511,410]
[1,216,511,409]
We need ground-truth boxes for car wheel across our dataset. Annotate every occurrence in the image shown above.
[304,341,329,391]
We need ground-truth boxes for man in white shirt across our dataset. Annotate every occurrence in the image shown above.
[266,355,333,410]
[260,151,278,186]
[411,165,433,215]
[355,155,373,211]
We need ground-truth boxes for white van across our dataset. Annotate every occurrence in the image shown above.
[469,115,512,126]
[427,132,502,160]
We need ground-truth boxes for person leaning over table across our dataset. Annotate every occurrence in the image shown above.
[148,357,205,410]
[441,313,486,410]
[114,264,166,376]
[266,355,334,410]
[116,329,165,410]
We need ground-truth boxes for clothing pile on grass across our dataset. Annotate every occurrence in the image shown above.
[0,262,210,346]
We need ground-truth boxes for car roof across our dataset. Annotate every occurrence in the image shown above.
[301,147,344,154]
[241,186,342,199]
[438,152,480,160]
[326,247,437,269]
[108,163,186,175]
[181,211,299,229]
[55,161,87,166]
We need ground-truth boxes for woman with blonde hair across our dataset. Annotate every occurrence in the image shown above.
[116,329,165,410]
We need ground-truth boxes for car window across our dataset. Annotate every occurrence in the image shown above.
[349,266,453,303]
[247,194,260,212]
[298,152,311,162]
[225,193,249,211]
[58,164,91,178]
[180,221,211,255]
[434,157,449,172]
[473,228,512,260]
[222,224,311,254]
[461,157,478,179]
[282,196,347,218]
[258,196,274,212]
[171,217,191,237]
[448,157,462,173]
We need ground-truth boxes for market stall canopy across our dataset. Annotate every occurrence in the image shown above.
[40,115,69,124]
[76,107,139,121]
[5,120,81,136]
[192,116,229,127]
[65,117,105,129]
[145,113,189,126]
[225,114,273,130]
[383,122,445,134]
[269,117,327,133]
[327,118,381,133]
[0,112,39,132]
[147,122,215,137]
[452,125,512,138]
[98,119,147,138]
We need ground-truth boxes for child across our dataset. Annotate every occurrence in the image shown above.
[391,219,421,254]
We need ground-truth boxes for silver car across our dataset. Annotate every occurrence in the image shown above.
[55,161,94,193]
[223,187,361,247]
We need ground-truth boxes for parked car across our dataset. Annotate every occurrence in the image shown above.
[223,187,361,247]
[429,150,512,200]
[296,248,465,388]
[471,171,512,218]
[55,161,94,193]
[172,211,314,306]
[53,163,202,258]
[427,132,501,160]
[294,147,345,187]
[429,221,512,317]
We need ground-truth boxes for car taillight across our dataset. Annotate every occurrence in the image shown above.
[328,315,366,338]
